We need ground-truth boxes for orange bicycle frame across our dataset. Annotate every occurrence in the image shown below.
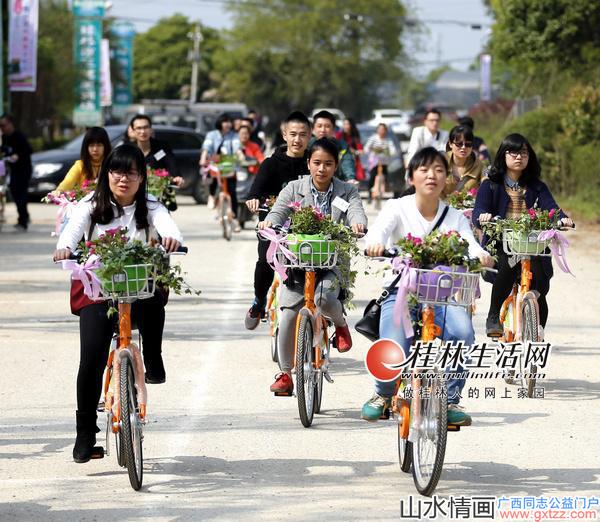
[499,258,532,343]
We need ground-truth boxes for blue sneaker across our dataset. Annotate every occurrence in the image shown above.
[361,394,391,422]
[447,404,472,426]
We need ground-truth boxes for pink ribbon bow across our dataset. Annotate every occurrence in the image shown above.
[391,257,418,337]
[537,229,574,275]
[62,254,103,299]
[52,195,73,237]
[258,229,297,281]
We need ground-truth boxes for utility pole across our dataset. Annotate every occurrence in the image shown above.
[188,24,202,104]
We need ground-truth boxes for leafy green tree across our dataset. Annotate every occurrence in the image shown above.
[10,0,77,138]
[214,0,407,124]
[133,14,223,101]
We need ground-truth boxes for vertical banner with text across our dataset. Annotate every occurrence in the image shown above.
[8,0,39,92]
[73,0,105,126]
[100,38,112,107]
[480,53,492,102]
[111,21,136,116]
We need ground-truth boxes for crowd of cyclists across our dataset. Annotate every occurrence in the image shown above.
[46,107,573,463]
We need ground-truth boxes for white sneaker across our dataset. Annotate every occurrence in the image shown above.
[233,219,241,233]
[207,195,216,209]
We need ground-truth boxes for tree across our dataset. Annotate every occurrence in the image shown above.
[213,0,407,124]
[133,14,223,101]
[10,0,77,138]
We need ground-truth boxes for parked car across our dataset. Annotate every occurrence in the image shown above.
[29,125,208,203]
[366,109,413,138]
[356,123,406,195]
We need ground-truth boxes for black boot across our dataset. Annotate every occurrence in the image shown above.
[73,411,103,463]
[144,352,166,384]
[486,314,503,338]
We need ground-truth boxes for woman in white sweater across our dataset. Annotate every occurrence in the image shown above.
[362,147,493,426]
[53,144,183,463]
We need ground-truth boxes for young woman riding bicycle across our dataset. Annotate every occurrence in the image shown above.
[472,133,573,338]
[53,144,183,464]
[259,138,367,394]
[362,147,494,426]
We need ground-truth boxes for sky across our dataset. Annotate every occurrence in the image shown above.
[109,0,493,77]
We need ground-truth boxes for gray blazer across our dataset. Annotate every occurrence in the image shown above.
[266,176,368,228]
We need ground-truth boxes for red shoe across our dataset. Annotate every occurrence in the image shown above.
[335,325,353,353]
[270,372,293,394]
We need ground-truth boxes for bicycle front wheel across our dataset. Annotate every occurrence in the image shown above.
[271,326,279,364]
[296,315,316,427]
[120,353,144,490]
[397,398,412,473]
[411,372,447,496]
[522,298,540,397]
[221,196,233,241]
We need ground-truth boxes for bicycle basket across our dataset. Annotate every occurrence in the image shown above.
[413,265,479,307]
[100,263,156,300]
[277,234,338,269]
[502,229,551,257]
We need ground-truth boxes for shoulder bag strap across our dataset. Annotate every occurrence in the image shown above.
[432,205,449,232]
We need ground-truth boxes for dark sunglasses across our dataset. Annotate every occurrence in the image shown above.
[453,141,473,149]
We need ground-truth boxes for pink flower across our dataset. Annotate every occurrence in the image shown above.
[313,208,325,220]
[154,169,169,178]
[287,201,302,212]
[528,208,537,219]
[406,233,413,241]
[106,227,121,236]
[468,188,478,197]
[412,237,423,245]
[548,208,556,219]
[85,241,93,247]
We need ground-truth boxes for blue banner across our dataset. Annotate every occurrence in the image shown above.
[111,21,136,109]
[73,0,104,18]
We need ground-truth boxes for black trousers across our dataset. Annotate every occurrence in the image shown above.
[9,176,30,227]
[368,165,388,191]
[489,252,550,327]
[254,238,274,306]
[76,292,165,414]
[209,177,238,217]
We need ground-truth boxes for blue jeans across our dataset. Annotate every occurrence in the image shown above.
[374,293,474,404]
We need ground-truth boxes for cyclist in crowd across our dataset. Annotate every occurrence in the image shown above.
[472,133,573,337]
[457,116,490,164]
[405,109,449,169]
[442,124,483,197]
[259,138,367,394]
[246,109,265,150]
[364,123,398,203]
[336,117,365,181]
[55,127,112,193]
[130,114,183,211]
[310,110,356,182]
[52,144,183,464]
[237,124,264,175]
[244,111,311,330]
[199,113,241,213]
[362,147,494,425]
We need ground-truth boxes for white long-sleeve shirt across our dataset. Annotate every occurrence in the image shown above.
[365,194,486,286]
[56,195,183,251]
[405,126,449,166]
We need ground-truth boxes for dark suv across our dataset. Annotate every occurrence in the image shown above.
[28,125,208,203]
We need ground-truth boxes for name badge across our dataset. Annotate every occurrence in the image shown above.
[332,196,349,213]
[154,149,166,161]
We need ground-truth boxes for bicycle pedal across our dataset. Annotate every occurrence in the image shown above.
[96,402,105,412]
[379,408,391,420]
[447,424,461,432]
[273,391,293,397]
[91,446,105,459]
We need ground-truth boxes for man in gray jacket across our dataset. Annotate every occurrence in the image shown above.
[260,138,367,394]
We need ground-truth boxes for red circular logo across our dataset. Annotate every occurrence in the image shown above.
[365,338,406,382]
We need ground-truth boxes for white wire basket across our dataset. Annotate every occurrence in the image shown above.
[99,263,156,301]
[276,235,339,269]
[412,266,480,308]
[502,229,551,257]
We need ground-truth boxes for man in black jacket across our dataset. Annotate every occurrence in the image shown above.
[0,114,33,231]
[244,111,311,329]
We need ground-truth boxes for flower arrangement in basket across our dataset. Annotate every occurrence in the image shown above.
[147,167,176,208]
[44,179,97,235]
[69,227,199,314]
[446,188,477,219]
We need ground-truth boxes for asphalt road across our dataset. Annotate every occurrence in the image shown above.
[1,197,599,521]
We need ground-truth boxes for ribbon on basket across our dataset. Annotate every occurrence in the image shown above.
[258,228,297,281]
[537,229,574,275]
[62,254,103,299]
[52,195,73,237]
[391,257,418,338]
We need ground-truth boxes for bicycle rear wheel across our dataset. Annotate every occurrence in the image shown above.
[522,298,540,397]
[271,326,279,364]
[397,399,412,473]
[411,372,447,496]
[296,315,316,427]
[120,353,143,490]
[221,196,233,241]
[314,332,327,414]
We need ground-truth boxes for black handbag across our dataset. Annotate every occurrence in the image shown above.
[355,206,449,341]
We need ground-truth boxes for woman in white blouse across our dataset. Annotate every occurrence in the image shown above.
[53,144,183,463]
[361,147,493,426]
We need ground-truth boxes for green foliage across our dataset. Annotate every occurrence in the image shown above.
[133,15,223,100]
[214,0,407,122]
[560,85,600,145]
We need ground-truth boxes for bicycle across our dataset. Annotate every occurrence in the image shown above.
[375,249,483,496]
[486,224,572,397]
[266,272,282,363]
[272,231,340,427]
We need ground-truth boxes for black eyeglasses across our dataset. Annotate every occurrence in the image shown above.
[109,170,141,181]
[453,141,473,149]
[506,150,529,158]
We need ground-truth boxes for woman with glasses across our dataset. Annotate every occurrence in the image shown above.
[53,144,183,463]
[472,133,574,337]
[443,124,483,197]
